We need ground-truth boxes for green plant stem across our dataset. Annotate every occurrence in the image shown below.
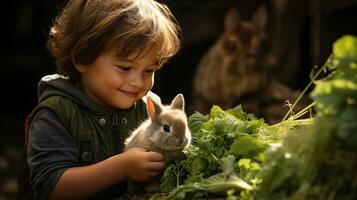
[282,54,333,121]
[174,165,184,187]
[291,102,316,120]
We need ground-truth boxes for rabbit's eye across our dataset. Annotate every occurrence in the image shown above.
[163,124,170,133]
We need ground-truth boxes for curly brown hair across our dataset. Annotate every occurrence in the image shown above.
[47,0,181,82]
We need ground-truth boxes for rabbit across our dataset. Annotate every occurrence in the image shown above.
[124,93,191,192]
[191,5,308,124]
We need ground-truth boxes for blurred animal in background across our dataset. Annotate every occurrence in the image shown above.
[191,5,308,124]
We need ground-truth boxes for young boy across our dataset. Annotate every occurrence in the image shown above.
[23,0,181,199]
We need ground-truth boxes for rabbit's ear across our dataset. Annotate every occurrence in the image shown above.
[252,6,268,30]
[147,96,162,119]
[224,8,240,32]
[171,94,185,111]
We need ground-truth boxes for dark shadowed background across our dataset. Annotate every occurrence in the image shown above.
[1,0,357,199]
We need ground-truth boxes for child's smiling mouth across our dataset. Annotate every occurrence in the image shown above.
[119,89,139,97]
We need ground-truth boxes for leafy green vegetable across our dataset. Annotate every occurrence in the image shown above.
[167,155,252,199]
[333,35,357,59]
[229,135,267,159]
[158,105,272,199]
[188,112,209,134]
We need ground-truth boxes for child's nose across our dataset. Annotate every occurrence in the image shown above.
[128,71,144,87]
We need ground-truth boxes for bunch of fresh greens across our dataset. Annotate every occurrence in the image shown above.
[157,105,295,199]
[159,106,263,199]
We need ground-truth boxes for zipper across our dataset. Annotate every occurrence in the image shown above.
[108,111,119,154]
[111,112,119,132]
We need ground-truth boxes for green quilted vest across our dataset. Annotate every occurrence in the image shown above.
[18,95,149,199]
[39,95,149,164]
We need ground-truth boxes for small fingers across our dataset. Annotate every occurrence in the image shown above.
[146,151,165,162]
[147,160,165,171]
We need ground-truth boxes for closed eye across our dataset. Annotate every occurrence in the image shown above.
[115,65,131,72]
[144,66,158,75]
[143,69,155,76]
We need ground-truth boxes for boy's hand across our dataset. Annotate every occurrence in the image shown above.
[121,147,165,182]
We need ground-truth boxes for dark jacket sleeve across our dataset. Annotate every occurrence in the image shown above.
[27,108,79,200]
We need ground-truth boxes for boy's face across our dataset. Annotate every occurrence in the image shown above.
[76,48,158,109]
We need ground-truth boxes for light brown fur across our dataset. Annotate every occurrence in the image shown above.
[124,93,191,192]
[191,6,308,124]
[124,94,191,192]
[125,94,191,158]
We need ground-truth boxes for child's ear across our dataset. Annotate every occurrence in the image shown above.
[147,96,162,119]
[171,94,184,111]
[72,54,88,73]
[73,62,88,73]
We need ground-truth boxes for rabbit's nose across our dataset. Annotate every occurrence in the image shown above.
[175,138,183,146]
